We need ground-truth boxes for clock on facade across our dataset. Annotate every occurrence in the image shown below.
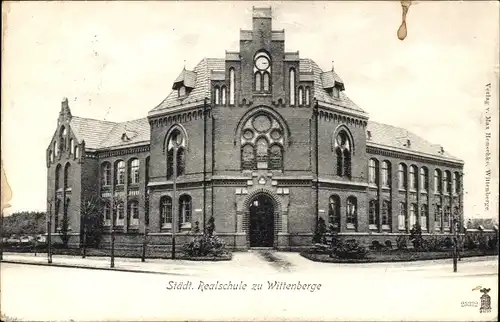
[255,56,270,70]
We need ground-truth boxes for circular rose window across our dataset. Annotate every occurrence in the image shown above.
[270,129,282,140]
[243,129,254,140]
[252,115,272,133]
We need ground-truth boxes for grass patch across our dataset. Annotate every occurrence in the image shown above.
[301,248,499,263]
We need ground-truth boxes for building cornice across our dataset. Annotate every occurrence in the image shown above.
[148,100,207,119]
[366,142,464,166]
[316,100,369,120]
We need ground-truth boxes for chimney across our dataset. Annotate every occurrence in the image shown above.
[332,60,335,72]
[367,130,372,141]
[440,146,444,154]
[406,139,411,148]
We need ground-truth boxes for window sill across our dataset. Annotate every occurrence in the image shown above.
[382,225,390,230]
[346,223,356,230]
[398,189,406,193]
[368,224,377,230]
[381,186,391,191]
[368,184,378,189]
[409,189,417,193]
[420,190,428,194]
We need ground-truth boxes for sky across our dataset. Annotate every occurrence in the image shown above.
[1,1,499,220]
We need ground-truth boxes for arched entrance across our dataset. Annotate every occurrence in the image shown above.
[249,194,275,247]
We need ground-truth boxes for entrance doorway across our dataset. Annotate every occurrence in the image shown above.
[249,194,275,247]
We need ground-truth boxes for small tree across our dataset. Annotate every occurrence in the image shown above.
[60,213,70,247]
[207,216,215,237]
[312,217,327,244]
[80,195,104,250]
[409,222,424,250]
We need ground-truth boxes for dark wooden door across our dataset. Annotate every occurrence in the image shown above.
[249,195,274,247]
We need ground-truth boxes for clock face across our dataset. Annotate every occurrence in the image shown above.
[255,56,270,70]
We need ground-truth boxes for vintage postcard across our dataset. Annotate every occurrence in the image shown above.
[1,1,499,321]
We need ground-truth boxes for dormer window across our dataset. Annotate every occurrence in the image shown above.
[172,69,196,99]
[178,86,187,98]
[121,133,131,142]
[332,87,340,98]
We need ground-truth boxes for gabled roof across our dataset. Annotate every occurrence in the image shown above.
[151,58,225,113]
[70,116,117,149]
[69,116,150,150]
[150,57,364,115]
[300,59,364,113]
[172,69,197,89]
[366,121,462,161]
[99,118,150,149]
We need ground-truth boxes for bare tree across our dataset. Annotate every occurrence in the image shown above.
[78,195,104,258]
[109,193,126,268]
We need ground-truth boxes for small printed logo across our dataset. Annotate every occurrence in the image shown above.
[472,286,492,313]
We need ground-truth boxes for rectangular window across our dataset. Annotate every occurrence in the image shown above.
[435,205,442,229]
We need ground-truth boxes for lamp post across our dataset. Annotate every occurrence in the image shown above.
[141,188,150,262]
[47,200,53,264]
[110,198,115,268]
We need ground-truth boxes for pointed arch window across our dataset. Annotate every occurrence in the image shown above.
[179,195,192,226]
[453,172,460,194]
[254,73,262,91]
[335,131,351,178]
[435,204,442,230]
[60,126,67,152]
[409,203,417,229]
[398,202,407,230]
[328,195,340,229]
[166,129,186,179]
[115,201,125,226]
[434,169,442,193]
[55,164,62,190]
[74,145,79,158]
[420,204,428,230]
[160,196,173,228]
[381,161,391,187]
[409,165,417,190]
[305,87,311,106]
[70,139,74,155]
[420,167,429,192]
[289,69,296,106]
[242,144,255,170]
[64,198,71,230]
[346,197,357,229]
[368,158,379,186]
[443,206,451,230]
[298,87,304,106]
[103,201,111,226]
[398,163,407,190]
[240,113,284,171]
[64,163,71,190]
[129,159,140,184]
[115,161,126,185]
[54,141,58,157]
[443,171,451,194]
[101,162,111,187]
[221,86,227,105]
[262,72,270,92]
[214,86,220,105]
[128,201,139,227]
[229,68,235,105]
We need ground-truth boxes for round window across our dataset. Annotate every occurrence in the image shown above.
[252,115,272,133]
[270,129,282,140]
[243,129,254,140]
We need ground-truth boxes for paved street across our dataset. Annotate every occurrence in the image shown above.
[1,252,498,321]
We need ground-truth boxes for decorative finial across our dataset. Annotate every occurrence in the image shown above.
[332,61,335,72]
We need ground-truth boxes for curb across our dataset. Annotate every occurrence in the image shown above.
[0,259,188,276]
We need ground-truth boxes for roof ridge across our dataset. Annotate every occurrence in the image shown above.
[72,115,117,124]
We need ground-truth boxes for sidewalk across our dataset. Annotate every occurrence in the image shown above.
[0,251,279,276]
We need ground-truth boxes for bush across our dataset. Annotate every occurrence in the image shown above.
[332,239,367,259]
[182,233,228,257]
[409,224,424,250]
[370,241,384,250]
[442,237,453,249]
[384,240,393,249]
[422,236,442,252]
[396,235,408,250]
[312,218,327,244]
